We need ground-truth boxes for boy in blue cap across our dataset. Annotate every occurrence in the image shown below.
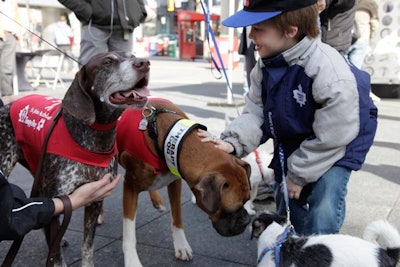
[199,0,377,235]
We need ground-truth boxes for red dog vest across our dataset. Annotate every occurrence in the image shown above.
[116,97,170,174]
[10,94,117,175]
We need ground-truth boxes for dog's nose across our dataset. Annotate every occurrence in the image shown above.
[133,59,150,72]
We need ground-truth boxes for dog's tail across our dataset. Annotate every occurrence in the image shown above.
[363,220,400,265]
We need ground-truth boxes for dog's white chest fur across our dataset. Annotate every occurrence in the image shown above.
[148,172,178,191]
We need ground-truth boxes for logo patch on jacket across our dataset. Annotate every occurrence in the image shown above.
[293,84,307,107]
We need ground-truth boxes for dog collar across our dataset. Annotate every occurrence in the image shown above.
[163,118,206,178]
[90,121,117,131]
[257,224,294,266]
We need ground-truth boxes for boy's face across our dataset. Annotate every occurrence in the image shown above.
[249,19,297,58]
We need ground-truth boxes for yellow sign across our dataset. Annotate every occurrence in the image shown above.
[167,0,175,12]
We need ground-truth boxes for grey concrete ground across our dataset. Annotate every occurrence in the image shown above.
[0,57,399,266]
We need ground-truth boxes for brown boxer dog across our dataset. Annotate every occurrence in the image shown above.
[116,97,251,267]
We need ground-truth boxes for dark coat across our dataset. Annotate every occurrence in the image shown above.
[58,0,147,31]
[320,0,357,53]
[0,172,54,240]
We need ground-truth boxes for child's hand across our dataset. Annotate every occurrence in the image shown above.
[284,176,303,199]
[197,129,235,154]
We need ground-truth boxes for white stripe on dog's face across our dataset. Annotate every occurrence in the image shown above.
[90,52,150,110]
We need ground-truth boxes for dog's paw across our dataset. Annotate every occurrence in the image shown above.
[154,203,166,212]
[124,253,143,267]
[191,194,196,204]
[149,190,166,212]
[175,246,193,261]
[173,226,193,261]
[244,202,256,216]
[97,213,104,225]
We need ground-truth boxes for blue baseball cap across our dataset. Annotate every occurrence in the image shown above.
[222,0,317,28]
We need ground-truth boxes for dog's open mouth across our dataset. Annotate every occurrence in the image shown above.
[109,78,150,105]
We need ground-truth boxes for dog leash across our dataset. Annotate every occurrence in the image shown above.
[256,223,294,266]
[256,146,294,266]
[278,145,291,225]
[199,0,241,116]
[2,108,72,267]
[255,145,294,264]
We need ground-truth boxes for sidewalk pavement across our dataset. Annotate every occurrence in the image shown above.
[1,57,399,266]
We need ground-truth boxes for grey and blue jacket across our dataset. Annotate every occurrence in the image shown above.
[221,36,377,186]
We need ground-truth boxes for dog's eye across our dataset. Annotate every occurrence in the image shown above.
[103,58,114,65]
[222,183,230,190]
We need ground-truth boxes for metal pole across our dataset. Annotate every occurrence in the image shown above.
[206,0,211,42]
[227,0,234,104]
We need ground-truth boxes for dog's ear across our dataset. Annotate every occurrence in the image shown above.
[276,213,287,225]
[233,157,251,182]
[62,69,96,125]
[251,211,286,239]
[251,218,267,239]
[194,174,223,214]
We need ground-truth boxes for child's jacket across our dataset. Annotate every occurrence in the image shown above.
[222,37,377,185]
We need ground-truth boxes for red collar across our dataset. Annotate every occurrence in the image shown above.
[90,121,117,131]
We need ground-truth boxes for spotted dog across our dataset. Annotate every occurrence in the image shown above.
[0,51,150,267]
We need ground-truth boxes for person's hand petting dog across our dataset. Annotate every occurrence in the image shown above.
[53,173,121,215]
[199,128,304,200]
[197,129,235,154]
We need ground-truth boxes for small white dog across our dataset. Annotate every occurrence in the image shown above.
[241,149,274,215]
[251,211,400,267]
[192,148,274,215]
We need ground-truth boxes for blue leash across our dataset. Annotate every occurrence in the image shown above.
[257,145,293,266]
[279,145,291,224]
[257,224,294,266]
[199,0,240,116]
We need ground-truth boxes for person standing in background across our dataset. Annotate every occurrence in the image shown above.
[42,14,75,73]
[58,0,148,66]
[345,0,379,69]
[345,0,380,101]
[319,0,357,54]
[0,0,21,97]
[54,14,75,73]
[239,26,257,96]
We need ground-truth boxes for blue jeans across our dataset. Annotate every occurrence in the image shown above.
[275,166,351,235]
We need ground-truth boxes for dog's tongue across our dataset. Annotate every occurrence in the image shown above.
[121,87,150,98]
[110,87,150,104]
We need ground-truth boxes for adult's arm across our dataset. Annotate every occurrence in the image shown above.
[0,172,120,240]
[58,0,92,23]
